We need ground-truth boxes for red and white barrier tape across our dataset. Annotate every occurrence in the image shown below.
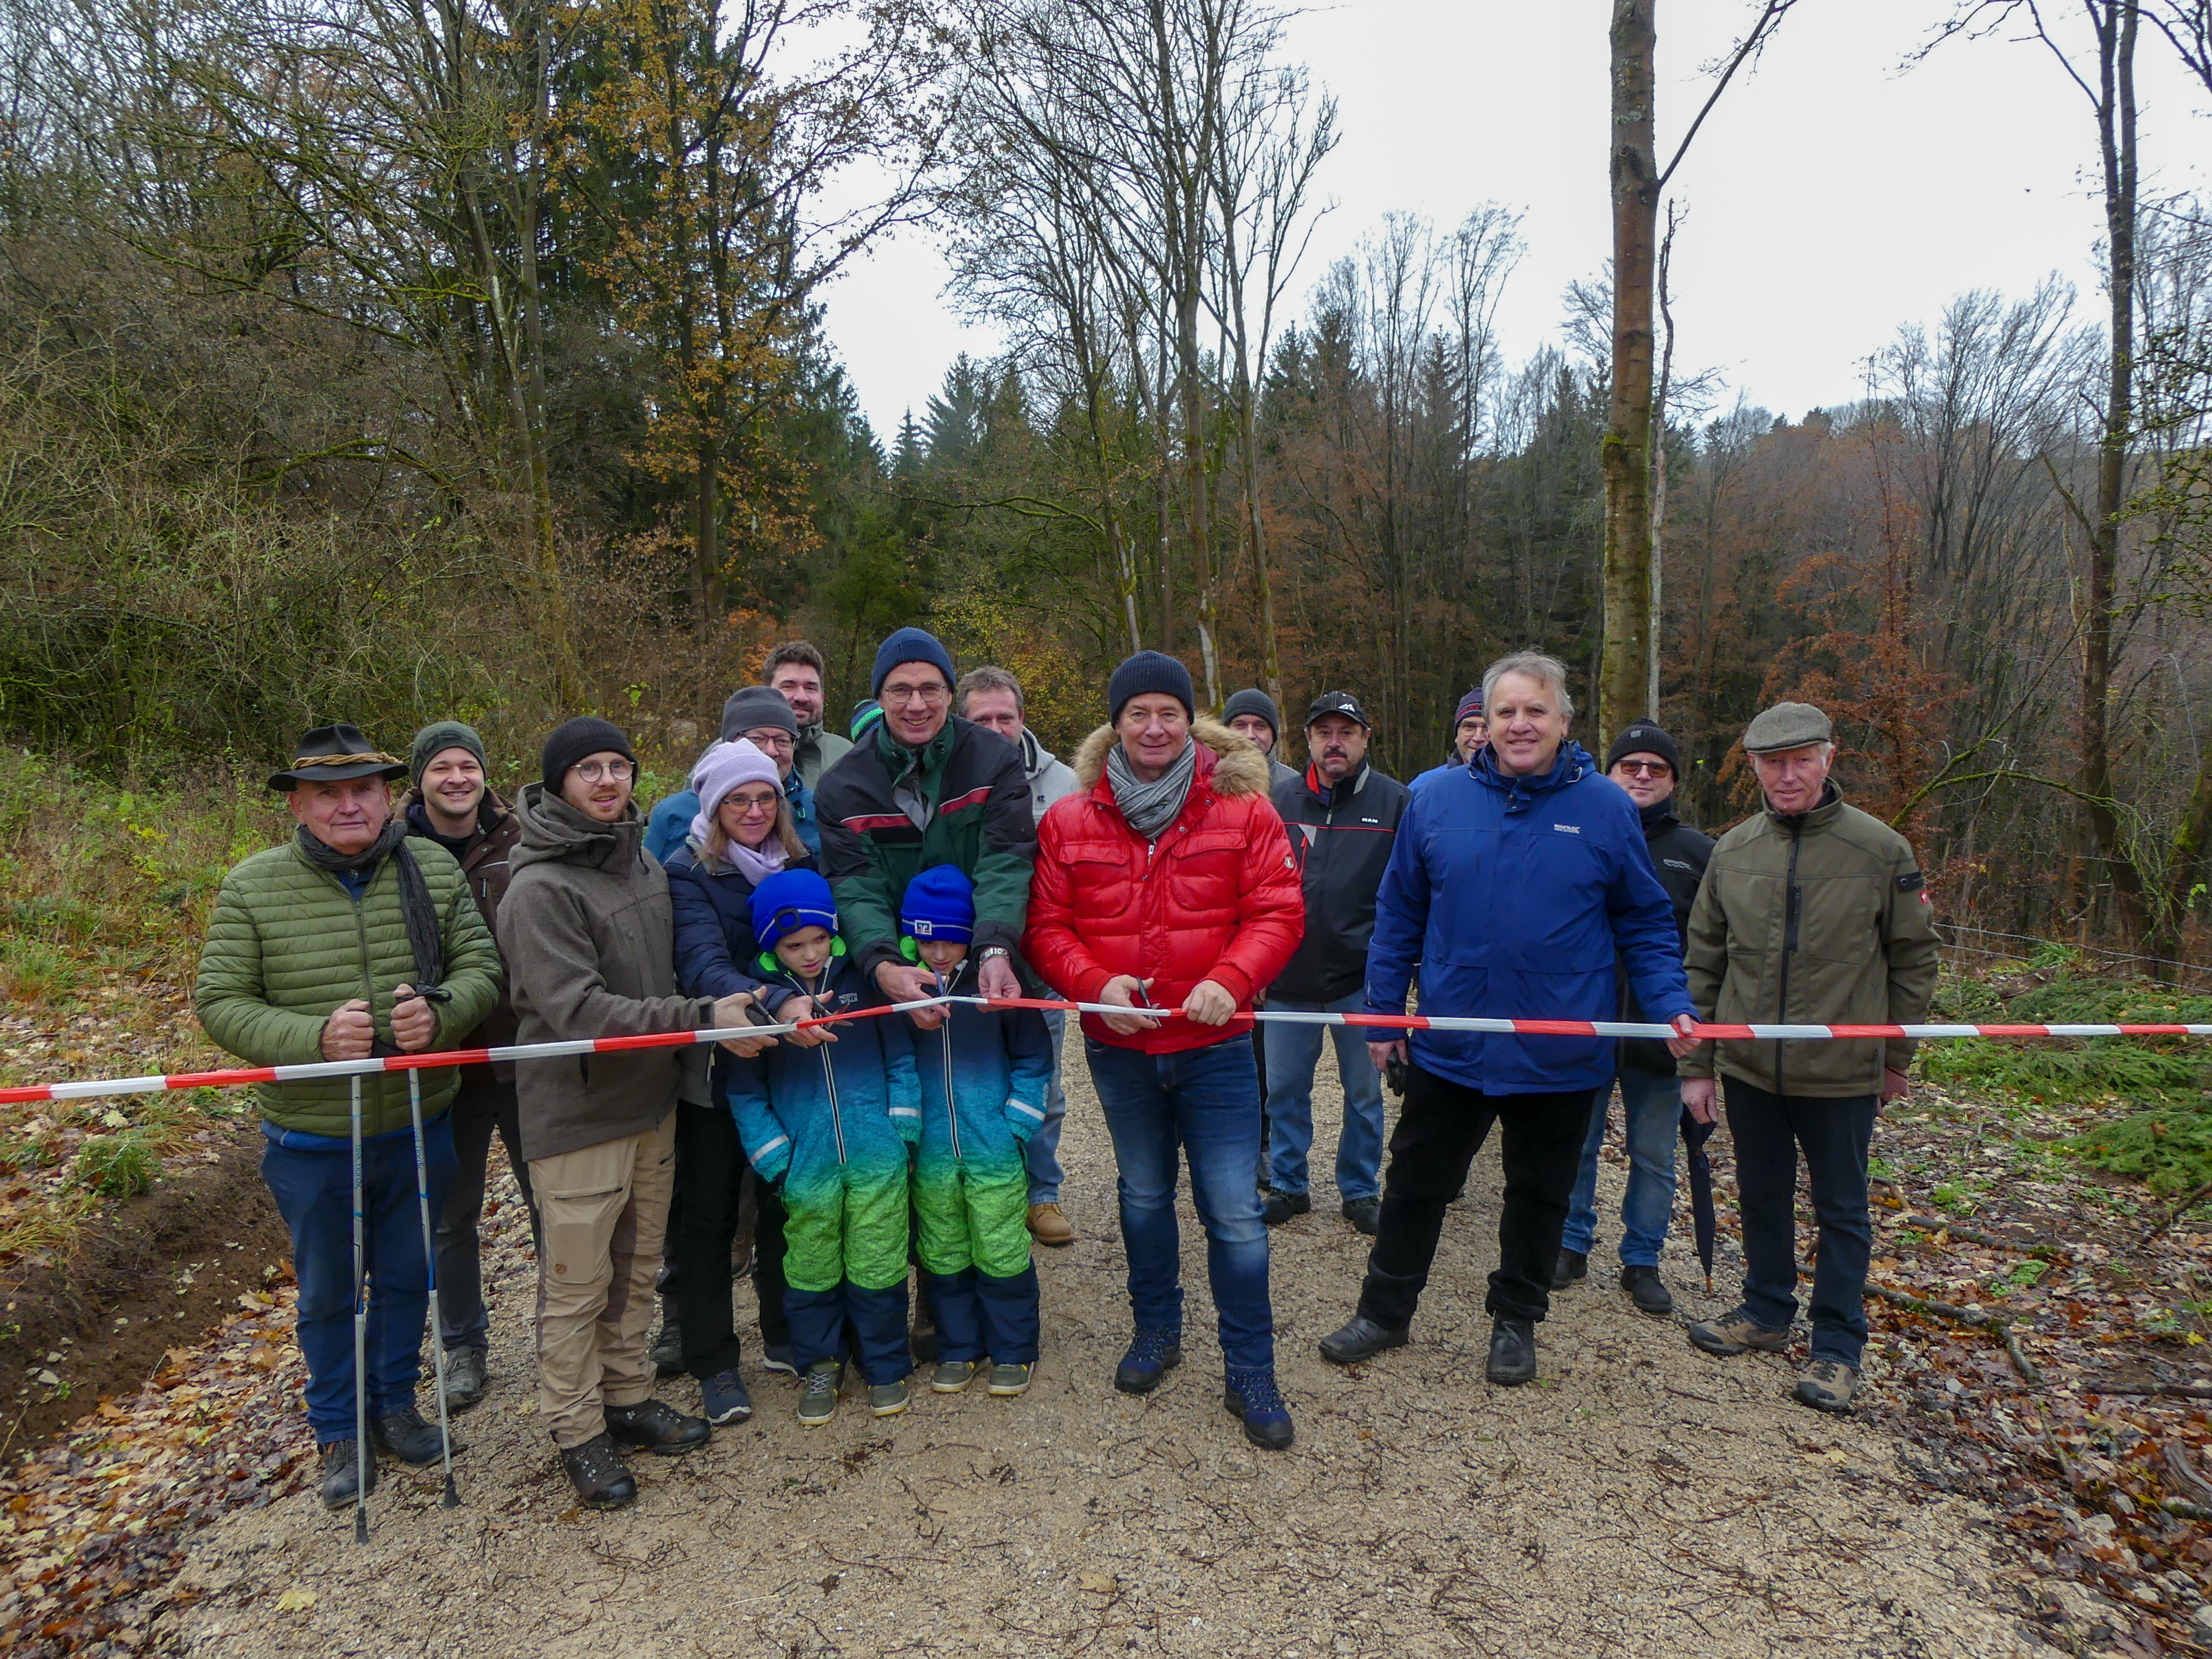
[3,992,2207,1108]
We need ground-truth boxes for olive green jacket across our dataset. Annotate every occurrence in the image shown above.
[194,837,503,1137]
[1680,784,1940,1097]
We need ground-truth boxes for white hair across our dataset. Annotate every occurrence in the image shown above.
[1481,651,1576,721]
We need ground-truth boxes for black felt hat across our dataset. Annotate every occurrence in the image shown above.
[266,723,408,792]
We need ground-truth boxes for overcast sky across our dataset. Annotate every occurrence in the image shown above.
[815,0,2210,442]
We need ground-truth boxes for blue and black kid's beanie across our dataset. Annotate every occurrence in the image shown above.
[750,868,839,952]
[900,865,977,944]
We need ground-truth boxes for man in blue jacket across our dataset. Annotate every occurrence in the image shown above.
[1317,653,1699,1387]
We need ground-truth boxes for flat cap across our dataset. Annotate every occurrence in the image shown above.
[1742,701,1833,754]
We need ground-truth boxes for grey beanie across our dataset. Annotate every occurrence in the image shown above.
[1222,687,1281,739]
[721,685,800,742]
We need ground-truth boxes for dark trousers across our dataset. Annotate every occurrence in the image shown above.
[924,1264,1041,1365]
[788,1281,909,1384]
[669,1099,791,1379]
[1359,1066,1597,1329]
[432,1074,536,1353]
[262,1115,455,1443]
[1727,1079,1877,1365]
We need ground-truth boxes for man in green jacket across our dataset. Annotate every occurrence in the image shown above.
[815,627,1036,1032]
[195,723,502,1510]
[1678,702,1940,1413]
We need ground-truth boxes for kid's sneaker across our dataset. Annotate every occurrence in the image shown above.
[869,1376,912,1417]
[931,1359,982,1394]
[797,1361,842,1427]
[987,1363,1032,1397]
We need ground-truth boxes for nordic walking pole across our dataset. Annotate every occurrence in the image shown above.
[408,1065,461,1507]
[351,1072,372,1544]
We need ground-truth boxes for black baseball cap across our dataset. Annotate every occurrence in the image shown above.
[1305,691,1372,729]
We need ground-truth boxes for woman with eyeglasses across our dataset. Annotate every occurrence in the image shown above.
[661,739,832,1426]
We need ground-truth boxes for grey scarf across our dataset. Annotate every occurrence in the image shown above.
[295,818,444,991]
[1106,736,1198,841]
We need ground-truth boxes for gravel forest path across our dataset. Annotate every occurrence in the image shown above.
[164,1036,2048,1659]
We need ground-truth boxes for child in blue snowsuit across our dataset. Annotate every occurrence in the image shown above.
[900,867,1053,1397]
[726,869,921,1425]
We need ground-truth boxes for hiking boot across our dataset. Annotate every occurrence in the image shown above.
[319,1438,375,1509]
[372,1407,457,1465]
[1260,1188,1311,1227]
[1318,1314,1409,1366]
[1223,1368,1295,1451]
[869,1376,911,1417]
[560,1433,637,1510]
[1687,1305,1793,1357]
[988,1362,1033,1397]
[932,1358,981,1393]
[1621,1264,1673,1317]
[440,1347,488,1412]
[1027,1202,1074,1247]
[1114,1326,1183,1395]
[649,1316,684,1378]
[1551,1248,1587,1290]
[797,1361,843,1426]
[1486,1319,1537,1386]
[1793,1358,1860,1413]
[604,1397,711,1455]
[700,1368,753,1425]
[1341,1197,1382,1236]
[759,1343,798,1376]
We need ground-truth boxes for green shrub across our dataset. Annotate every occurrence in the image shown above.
[1921,967,2212,1109]
[2061,1107,2212,1197]
[72,1130,159,1198]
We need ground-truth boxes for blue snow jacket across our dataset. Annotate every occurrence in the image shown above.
[725,950,920,1188]
[1365,740,1695,1096]
[909,953,1056,1167]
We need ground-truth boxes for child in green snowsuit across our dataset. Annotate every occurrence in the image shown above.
[727,869,920,1424]
[901,866,1052,1397]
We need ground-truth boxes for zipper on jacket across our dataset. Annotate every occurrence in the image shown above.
[935,961,963,1164]
[1777,823,1803,1091]
[792,968,846,1166]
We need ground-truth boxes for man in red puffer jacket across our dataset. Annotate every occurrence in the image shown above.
[1026,651,1303,1449]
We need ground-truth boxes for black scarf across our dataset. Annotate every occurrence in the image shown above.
[296,818,444,990]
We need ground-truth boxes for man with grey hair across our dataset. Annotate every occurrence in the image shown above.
[1681,702,1939,1413]
[1318,651,1699,1387]
[955,663,1079,1246]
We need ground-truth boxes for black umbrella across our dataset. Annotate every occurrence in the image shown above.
[1681,1107,1718,1293]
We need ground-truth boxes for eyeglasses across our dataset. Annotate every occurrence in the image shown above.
[1615,760,1672,779]
[741,729,796,754]
[570,759,634,784]
[723,789,780,815]
[881,681,949,707]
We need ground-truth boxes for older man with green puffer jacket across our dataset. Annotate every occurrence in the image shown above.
[195,723,502,1511]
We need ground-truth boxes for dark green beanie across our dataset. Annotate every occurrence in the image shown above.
[410,719,488,786]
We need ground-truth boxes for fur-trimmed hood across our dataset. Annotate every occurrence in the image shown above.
[1071,717,1272,798]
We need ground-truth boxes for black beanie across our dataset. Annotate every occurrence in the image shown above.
[1605,720,1681,776]
[1221,687,1281,738]
[541,716,636,790]
[1108,651,1196,723]
[721,685,800,741]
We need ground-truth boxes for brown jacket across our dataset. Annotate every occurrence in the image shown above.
[499,784,713,1163]
[403,786,523,1079]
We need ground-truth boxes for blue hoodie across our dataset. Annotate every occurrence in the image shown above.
[1364,740,1695,1095]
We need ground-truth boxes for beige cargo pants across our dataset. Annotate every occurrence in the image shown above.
[529,1113,676,1449]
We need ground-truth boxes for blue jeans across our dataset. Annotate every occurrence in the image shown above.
[1085,1034,1274,1372]
[1561,1066,1682,1267]
[1263,992,1387,1202]
[1025,1008,1068,1204]
[1728,1080,1877,1365]
[262,1113,456,1443]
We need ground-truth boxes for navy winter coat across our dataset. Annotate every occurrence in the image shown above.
[664,842,814,1015]
[1364,741,1696,1096]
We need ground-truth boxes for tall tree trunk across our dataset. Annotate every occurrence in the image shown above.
[1600,0,1658,755]
[2083,0,2146,935]
[1648,201,1678,722]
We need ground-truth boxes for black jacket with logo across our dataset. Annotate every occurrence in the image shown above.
[1619,797,1714,1072]
[1266,762,1410,1004]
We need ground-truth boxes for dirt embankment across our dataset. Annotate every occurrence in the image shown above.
[3,1121,289,1453]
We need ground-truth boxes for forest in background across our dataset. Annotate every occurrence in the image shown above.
[1,0,2210,958]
